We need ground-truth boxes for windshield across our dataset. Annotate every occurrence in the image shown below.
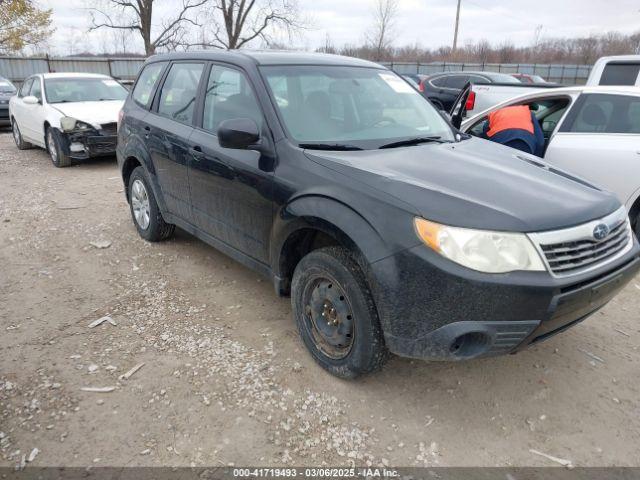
[44,77,128,103]
[0,80,16,94]
[260,65,455,148]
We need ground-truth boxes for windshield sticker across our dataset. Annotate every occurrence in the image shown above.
[379,73,416,94]
[102,80,119,87]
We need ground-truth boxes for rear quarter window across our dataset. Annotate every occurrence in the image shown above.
[600,63,640,86]
[430,76,448,87]
[132,62,167,108]
[563,94,640,134]
[446,75,469,89]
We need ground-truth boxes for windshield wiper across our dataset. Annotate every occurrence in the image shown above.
[379,136,447,149]
[299,143,363,151]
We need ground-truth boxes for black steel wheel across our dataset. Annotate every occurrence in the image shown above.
[292,246,387,378]
[301,276,355,360]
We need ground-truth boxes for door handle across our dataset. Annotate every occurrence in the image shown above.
[191,145,205,161]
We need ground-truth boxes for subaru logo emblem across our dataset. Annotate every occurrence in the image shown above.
[593,223,610,241]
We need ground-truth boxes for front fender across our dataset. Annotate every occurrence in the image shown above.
[270,195,394,274]
[625,185,640,214]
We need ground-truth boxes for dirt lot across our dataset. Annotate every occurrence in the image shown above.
[1,130,639,469]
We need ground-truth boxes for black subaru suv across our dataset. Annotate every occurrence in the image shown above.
[117,51,640,378]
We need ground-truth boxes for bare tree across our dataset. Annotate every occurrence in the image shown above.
[366,0,399,61]
[89,0,207,55]
[194,0,305,50]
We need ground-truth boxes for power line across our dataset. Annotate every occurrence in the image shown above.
[463,0,534,27]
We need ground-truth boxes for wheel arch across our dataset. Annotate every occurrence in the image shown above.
[628,189,640,232]
[121,156,143,201]
[271,196,389,296]
[119,136,162,207]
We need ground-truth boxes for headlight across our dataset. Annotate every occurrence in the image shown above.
[60,117,93,132]
[414,218,546,273]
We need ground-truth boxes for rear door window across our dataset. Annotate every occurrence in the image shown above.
[157,62,204,125]
[430,76,448,87]
[564,94,640,134]
[132,62,167,108]
[446,75,470,89]
[600,63,640,86]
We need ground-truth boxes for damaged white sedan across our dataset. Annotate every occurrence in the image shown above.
[9,73,127,167]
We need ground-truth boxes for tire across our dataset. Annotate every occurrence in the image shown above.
[12,119,32,150]
[128,166,174,242]
[291,246,388,379]
[46,127,71,168]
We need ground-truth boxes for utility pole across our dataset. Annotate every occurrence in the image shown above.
[452,0,462,52]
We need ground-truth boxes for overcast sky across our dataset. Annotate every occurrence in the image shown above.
[41,0,640,55]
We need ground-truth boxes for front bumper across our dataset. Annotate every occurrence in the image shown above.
[370,238,640,361]
[58,128,117,159]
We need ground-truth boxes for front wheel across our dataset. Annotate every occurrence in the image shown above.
[291,246,388,378]
[46,127,71,167]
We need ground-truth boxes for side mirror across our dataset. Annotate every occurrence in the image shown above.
[23,95,40,105]
[218,118,260,150]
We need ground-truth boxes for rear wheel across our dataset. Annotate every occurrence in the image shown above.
[12,119,32,150]
[46,127,71,167]
[128,166,174,242]
[291,246,387,378]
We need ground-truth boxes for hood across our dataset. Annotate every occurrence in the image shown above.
[305,137,620,233]
[52,100,124,128]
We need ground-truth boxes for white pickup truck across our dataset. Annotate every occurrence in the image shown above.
[586,55,640,86]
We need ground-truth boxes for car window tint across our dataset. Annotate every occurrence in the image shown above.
[600,63,640,86]
[30,78,42,101]
[157,62,204,125]
[431,76,448,87]
[569,94,640,134]
[469,117,488,136]
[132,62,167,107]
[202,65,262,133]
[446,75,469,89]
[468,75,487,84]
[20,78,33,98]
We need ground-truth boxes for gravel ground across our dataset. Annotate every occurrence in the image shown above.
[1,130,639,469]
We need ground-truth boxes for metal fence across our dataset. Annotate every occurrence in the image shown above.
[0,56,145,85]
[380,61,593,85]
[1,55,593,86]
